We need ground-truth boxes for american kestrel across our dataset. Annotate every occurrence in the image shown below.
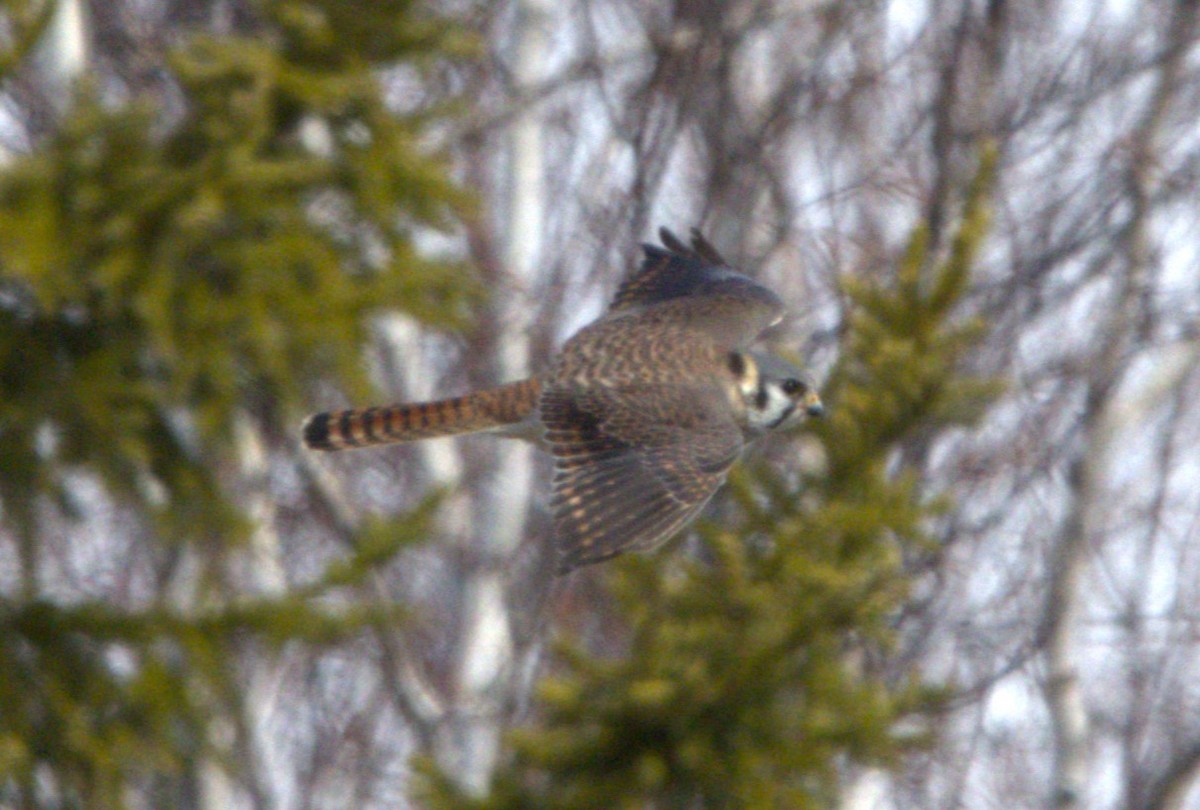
[304,228,823,573]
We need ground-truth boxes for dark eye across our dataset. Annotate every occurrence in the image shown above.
[781,378,804,396]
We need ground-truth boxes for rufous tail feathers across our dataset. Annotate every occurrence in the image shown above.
[303,378,541,451]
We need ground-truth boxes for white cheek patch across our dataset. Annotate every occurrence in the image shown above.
[751,384,800,431]
[766,401,798,430]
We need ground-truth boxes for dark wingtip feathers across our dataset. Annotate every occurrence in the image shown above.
[658,227,689,254]
[650,226,728,267]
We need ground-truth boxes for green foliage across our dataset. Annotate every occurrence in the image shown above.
[0,1,473,550]
[421,153,1000,809]
[0,0,56,80]
[0,1,472,806]
[0,497,434,808]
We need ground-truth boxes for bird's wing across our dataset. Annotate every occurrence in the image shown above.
[606,227,785,349]
[541,381,744,573]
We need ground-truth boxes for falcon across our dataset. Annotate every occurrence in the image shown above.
[303,228,823,573]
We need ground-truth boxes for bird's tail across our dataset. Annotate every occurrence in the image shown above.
[303,378,542,451]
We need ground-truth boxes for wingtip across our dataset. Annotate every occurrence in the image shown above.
[653,226,729,266]
[641,242,669,260]
[688,228,728,266]
[658,226,688,254]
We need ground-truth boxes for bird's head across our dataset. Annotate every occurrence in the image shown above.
[729,350,824,435]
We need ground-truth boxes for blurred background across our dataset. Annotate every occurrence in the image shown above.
[1,1,1199,808]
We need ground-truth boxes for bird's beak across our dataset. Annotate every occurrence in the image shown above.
[804,390,825,418]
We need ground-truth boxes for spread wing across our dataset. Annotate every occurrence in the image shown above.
[611,228,729,308]
[541,381,744,574]
[606,227,785,349]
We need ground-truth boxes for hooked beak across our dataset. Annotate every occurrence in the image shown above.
[803,390,825,418]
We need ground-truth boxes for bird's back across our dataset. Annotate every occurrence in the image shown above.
[549,314,729,390]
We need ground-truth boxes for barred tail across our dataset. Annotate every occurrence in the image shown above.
[303,378,542,451]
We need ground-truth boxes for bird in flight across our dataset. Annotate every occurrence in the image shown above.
[303,228,823,573]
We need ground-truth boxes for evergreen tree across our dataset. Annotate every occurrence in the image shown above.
[421,154,1001,809]
[0,1,470,806]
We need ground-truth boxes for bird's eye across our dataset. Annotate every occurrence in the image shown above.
[781,378,805,396]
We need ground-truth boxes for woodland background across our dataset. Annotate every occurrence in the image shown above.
[2,1,1200,808]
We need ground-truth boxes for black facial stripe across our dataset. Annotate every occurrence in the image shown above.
[768,403,797,429]
[754,386,769,410]
[728,351,746,378]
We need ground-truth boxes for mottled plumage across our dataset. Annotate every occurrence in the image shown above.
[303,228,823,573]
